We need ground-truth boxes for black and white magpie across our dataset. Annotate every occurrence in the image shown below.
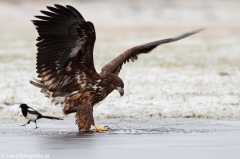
[19,103,63,129]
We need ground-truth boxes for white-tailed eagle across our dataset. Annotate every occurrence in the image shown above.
[30,4,203,132]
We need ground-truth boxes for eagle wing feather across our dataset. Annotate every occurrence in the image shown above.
[100,28,204,75]
[31,4,98,98]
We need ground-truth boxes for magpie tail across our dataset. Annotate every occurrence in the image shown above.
[40,115,63,120]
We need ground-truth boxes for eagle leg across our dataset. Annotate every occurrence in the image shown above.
[93,124,109,132]
[76,103,94,132]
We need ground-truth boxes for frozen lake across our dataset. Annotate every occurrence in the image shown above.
[0,119,240,159]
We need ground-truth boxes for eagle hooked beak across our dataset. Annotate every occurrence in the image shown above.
[116,87,124,97]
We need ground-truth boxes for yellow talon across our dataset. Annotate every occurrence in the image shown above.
[94,124,109,132]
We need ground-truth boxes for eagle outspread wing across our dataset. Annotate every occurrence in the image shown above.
[31,5,102,131]
[31,4,99,102]
[100,28,204,75]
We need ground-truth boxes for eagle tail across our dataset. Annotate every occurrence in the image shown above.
[41,115,63,120]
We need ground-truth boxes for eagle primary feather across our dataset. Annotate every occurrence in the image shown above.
[100,28,204,75]
[31,4,203,132]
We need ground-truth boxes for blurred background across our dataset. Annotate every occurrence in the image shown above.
[0,0,240,120]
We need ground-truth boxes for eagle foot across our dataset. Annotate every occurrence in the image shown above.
[93,124,109,132]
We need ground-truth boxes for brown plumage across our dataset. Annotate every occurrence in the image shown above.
[30,4,203,132]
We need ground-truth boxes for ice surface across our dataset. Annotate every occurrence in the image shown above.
[0,0,240,120]
[0,119,240,159]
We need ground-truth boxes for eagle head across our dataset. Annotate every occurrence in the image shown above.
[110,74,124,97]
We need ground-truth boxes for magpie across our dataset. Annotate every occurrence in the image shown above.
[19,103,63,129]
